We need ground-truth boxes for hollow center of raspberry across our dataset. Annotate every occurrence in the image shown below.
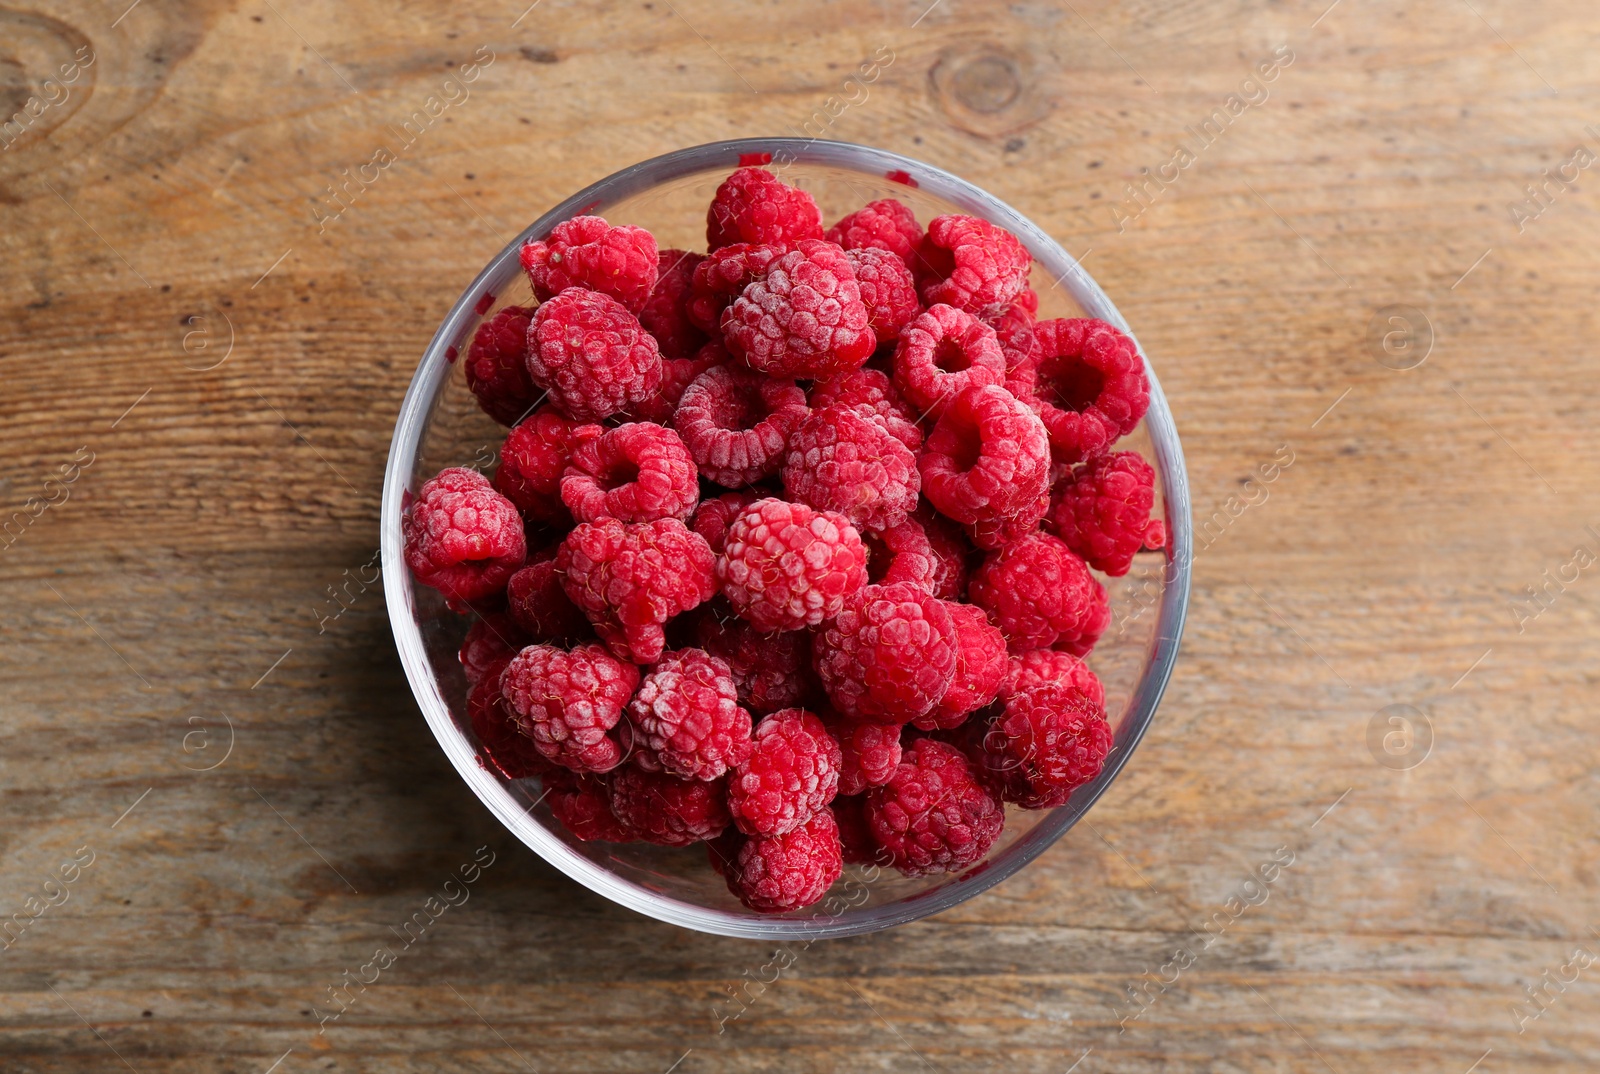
[933,337,973,374]
[945,424,983,473]
[1045,358,1104,413]
[601,458,642,488]
[721,387,767,431]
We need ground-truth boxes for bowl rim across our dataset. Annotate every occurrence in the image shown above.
[382,137,1191,940]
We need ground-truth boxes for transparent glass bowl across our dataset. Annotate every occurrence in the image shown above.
[381,138,1191,940]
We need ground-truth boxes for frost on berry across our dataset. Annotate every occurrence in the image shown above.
[1048,449,1166,576]
[560,421,700,524]
[920,384,1051,531]
[674,364,808,488]
[403,467,526,605]
[966,683,1113,808]
[892,304,1006,420]
[867,738,1003,876]
[727,709,842,837]
[1030,317,1150,464]
[625,648,754,781]
[724,808,843,913]
[845,246,921,345]
[721,240,875,380]
[915,214,1032,318]
[809,367,920,451]
[706,166,824,249]
[527,288,664,423]
[826,198,924,268]
[814,581,958,724]
[1005,649,1105,708]
[717,499,867,632]
[781,405,920,533]
[498,643,639,773]
[520,215,659,313]
[968,531,1107,655]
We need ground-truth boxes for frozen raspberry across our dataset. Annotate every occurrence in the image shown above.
[1013,286,1039,316]
[625,648,753,781]
[915,214,1032,318]
[1005,649,1105,708]
[826,715,903,796]
[968,532,1107,654]
[1058,585,1111,657]
[1049,450,1166,576]
[916,602,1007,730]
[546,771,634,841]
[468,668,553,780]
[693,606,812,715]
[845,247,921,345]
[782,406,920,533]
[493,409,601,526]
[1030,318,1150,464]
[809,368,920,451]
[863,515,939,593]
[725,809,843,913]
[686,242,790,333]
[623,335,726,423]
[832,794,883,865]
[988,297,1039,395]
[918,506,972,601]
[727,709,841,837]
[892,304,1006,419]
[527,288,664,423]
[867,738,1003,876]
[561,422,699,524]
[638,249,708,358]
[499,643,639,773]
[717,499,867,632]
[826,198,924,268]
[968,683,1112,808]
[814,582,957,724]
[706,166,824,250]
[966,486,1049,551]
[520,215,659,313]
[722,240,875,380]
[465,305,540,426]
[920,385,1051,530]
[404,467,526,605]
[674,364,809,488]
[606,766,731,846]
[505,557,590,643]
[690,491,763,555]
[556,517,717,663]
[460,612,528,684]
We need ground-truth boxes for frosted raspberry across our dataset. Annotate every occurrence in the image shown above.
[561,422,699,524]
[717,499,867,632]
[1005,649,1105,708]
[826,715,903,796]
[556,517,717,663]
[809,368,920,450]
[966,486,1049,551]
[1049,450,1166,576]
[546,771,634,841]
[845,247,921,345]
[832,794,883,865]
[968,532,1107,654]
[493,409,601,526]
[606,766,731,846]
[459,612,528,684]
[520,215,659,313]
[706,166,824,249]
[465,305,540,426]
[893,303,1007,419]
[625,648,753,781]
[987,296,1040,396]
[781,406,920,533]
[867,738,1003,876]
[468,667,553,780]
[404,467,526,605]
[968,683,1112,808]
[1030,318,1150,464]
[727,709,842,837]
[920,385,1050,529]
[916,602,1007,730]
[621,339,725,424]
[499,643,639,773]
[722,240,875,380]
[690,491,763,555]
[693,605,812,715]
[674,364,809,488]
[919,506,972,601]
[725,809,843,913]
[826,198,924,268]
[915,214,1032,318]
[638,249,708,358]
[527,288,664,423]
[814,582,958,724]
[505,557,590,643]
[686,242,790,333]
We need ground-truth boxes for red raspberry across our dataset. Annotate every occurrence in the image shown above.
[1059,585,1111,658]
[892,304,1006,419]
[505,557,590,643]
[705,826,743,877]
[693,604,812,715]
[556,517,717,663]
[915,214,1032,318]
[916,602,1007,730]
[722,240,875,380]
[814,582,958,724]
[867,738,1003,876]
[917,506,972,601]
[1005,649,1105,708]
[621,340,726,424]
[404,467,526,605]
[520,215,659,313]
[674,364,809,488]
[690,491,762,555]
[968,532,1107,654]
[826,715,903,796]
[968,683,1112,808]
[606,766,731,846]
[561,422,699,524]
[724,809,843,913]
[1049,450,1167,576]
[459,611,528,684]
[831,794,883,865]
[717,498,867,632]
[845,247,921,345]
[863,515,939,593]
[468,667,553,780]
[465,305,540,426]
[826,198,924,268]
[686,242,790,334]
[1013,286,1039,316]
[499,643,640,773]
[809,368,921,451]
[992,305,1040,402]
[638,249,708,358]
[781,405,920,533]
[546,771,635,841]
[706,166,824,250]
[1030,318,1150,464]
[625,648,754,781]
[919,385,1051,529]
[727,709,842,837]
[966,486,1049,552]
[493,409,600,526]
[527,288,664,423]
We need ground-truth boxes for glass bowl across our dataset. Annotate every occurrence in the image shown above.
[381,138,1191,940]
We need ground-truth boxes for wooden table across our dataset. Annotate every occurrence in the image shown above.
[3,0,1597,1070]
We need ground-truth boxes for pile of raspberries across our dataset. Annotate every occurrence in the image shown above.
[405,165,1167,914]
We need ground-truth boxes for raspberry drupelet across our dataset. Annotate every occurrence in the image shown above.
[606,766,732,846]
[809,367,921,451]
[826,198,924,269]
[403,467,526,605]
[686,242,791,334]
[915,601,1007,730]
[717,498,868,633]
[965,485,1049,552]
[505,556,591,644]
[560,422,700,524]
[967,683,1113,808]
[693,605,813,715]
[781,405,921,533]
[637,248,708,358]
[527,288,664,423]
[706,166,824,249]
[622,339,725,424]
[493,409,601,526]
[844,246,921,345]
[673,364,809,488]
[1029,317,1150,464]
[1005,649,1105,708]
[625,648,754,781]
[690,491,764,555]
[1049,450,1167,576]
[727,708,842,837]
[968,531,1107,654]
[915,214,1032,318]
[465,305,540,426]
[826,715,904,796]
[545,771,635,841]
[724,809,844,913]
[498,643,639,773]
[892,304,1007,420]
[867,738,1004,876]
[520,215,659,313]
[722,240,875,380]
[919,384,1051,530]
[814,581,958,724]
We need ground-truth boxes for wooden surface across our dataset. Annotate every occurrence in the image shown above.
[2,0,1598,1070]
